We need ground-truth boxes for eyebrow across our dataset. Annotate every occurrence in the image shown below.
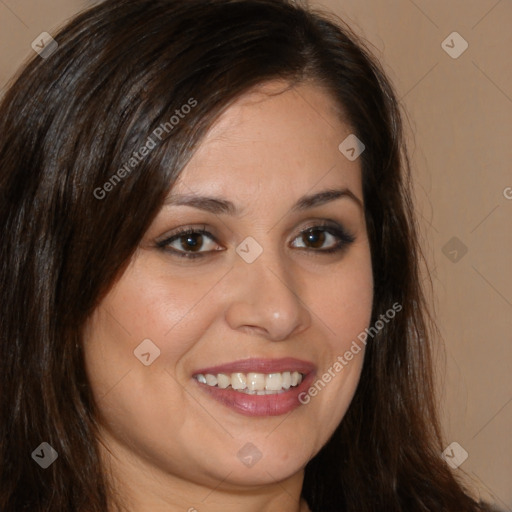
[163,187,363,215]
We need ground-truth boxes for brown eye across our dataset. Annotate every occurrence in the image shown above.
[301,228,326,249]
[291,224,355,253]
[179,232,204,252]
[157,227,222,259]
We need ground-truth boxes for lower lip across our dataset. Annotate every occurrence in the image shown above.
[194,373,316,417]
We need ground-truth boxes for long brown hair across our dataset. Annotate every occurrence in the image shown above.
[0,0,494,510]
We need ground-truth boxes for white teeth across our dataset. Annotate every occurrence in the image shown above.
[216,373,230,389]
[205,374,217,386]
[247,372,265,391]
[282,371,291,390]
[265,373,282,391]
[194,371,304,393]
[231,373,247,390]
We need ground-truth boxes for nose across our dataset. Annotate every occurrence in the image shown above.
[224,247,312,341]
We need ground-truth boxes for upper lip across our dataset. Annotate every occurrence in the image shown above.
[193,357,316,376]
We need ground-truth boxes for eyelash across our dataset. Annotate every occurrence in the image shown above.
[156,222,356,260]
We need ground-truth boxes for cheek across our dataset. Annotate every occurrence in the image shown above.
[316,244,374,342]
[301,246,373,431]
[84,263,226,368]
[80,267,227,465]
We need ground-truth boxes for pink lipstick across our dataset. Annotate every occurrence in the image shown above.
[192,357,316,417]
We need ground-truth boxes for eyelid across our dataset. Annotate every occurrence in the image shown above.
[156,224,216,244]
[298,219,348,234]
[156,225,220,246]
[295,219,355,239]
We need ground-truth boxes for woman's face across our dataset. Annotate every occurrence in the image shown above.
[83,80,373,504]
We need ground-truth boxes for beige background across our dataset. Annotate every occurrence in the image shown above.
[1,0,510,508]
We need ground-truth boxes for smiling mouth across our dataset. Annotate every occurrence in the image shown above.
[193,371,304,395]
[192,358,316,416]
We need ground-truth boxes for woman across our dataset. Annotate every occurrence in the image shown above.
[0,0,497,510]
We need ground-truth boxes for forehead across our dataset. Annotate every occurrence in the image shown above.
[171,80,362,205]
